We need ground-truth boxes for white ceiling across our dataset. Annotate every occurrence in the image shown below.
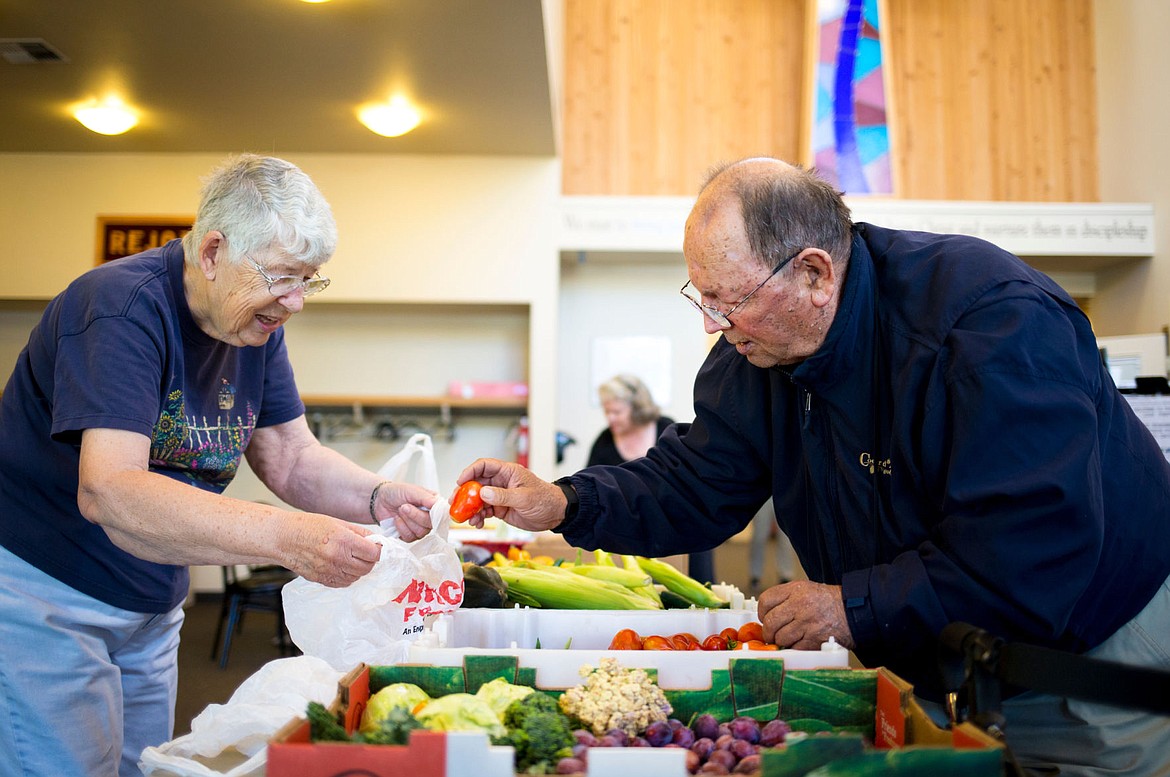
[0,0,556,156]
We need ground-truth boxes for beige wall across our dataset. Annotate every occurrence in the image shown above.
[1092,0,1170,338]
[0,153,560,303]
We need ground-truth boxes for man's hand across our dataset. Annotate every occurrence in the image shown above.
[453,458,567,532]
[373,482,438,541]
[284,515,384,588]
[757,580,856,651]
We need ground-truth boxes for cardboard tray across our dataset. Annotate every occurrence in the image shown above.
[406,644,851,690]
[268,654,1003,777]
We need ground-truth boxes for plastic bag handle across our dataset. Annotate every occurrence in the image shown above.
[376,432,440,492]
[374,433,449,540]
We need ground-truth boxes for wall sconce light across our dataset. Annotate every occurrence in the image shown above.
[357,95,422,137]
[73,96,139,135]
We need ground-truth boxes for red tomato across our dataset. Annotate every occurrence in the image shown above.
[449,480,484,522]
[641,635,675,650]
[701,634,729,651]
[720,627,740,648]
[742,639,779,651]
[737,622,765,643]
[670,632,701,650]
[608,628,644,650]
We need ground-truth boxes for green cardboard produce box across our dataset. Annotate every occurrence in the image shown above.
[269,655,1002,777]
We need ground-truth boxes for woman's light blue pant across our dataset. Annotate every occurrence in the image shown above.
[0,543,184,777]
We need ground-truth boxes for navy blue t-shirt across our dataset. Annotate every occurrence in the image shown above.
[0,240,305,613]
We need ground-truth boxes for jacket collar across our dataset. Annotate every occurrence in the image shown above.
[789,228,876,395]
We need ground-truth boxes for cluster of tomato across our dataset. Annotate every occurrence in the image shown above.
[607,621,778,651]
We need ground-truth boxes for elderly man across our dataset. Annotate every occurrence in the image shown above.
[450,157,1170,774]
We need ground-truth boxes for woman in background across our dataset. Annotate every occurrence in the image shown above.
[586,374,715,583]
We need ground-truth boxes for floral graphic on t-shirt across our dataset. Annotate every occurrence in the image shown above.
[150,391,188,462]
[150,389,256,488]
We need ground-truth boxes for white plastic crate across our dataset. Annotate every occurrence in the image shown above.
[411,607,851,689]
[442,605,761,650]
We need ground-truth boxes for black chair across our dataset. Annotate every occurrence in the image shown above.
[210,564,298,669]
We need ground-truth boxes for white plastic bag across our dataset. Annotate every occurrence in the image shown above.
[373,432,442,539]
[282,433,464,671]
[138,656,342,776]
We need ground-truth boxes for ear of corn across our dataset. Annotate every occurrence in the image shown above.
[594,549,618,566]
[596,549,675,598]
[618,554,664,605]
[569,564,651,588]
[503,585,544,609]
[494,565,661,610]
[631,583,664,607]
[617,554,645,573]
[633,555,728,609]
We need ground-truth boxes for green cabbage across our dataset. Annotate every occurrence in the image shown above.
[414,693,507,737]
[475,677,535,721]
[360,682,431,735]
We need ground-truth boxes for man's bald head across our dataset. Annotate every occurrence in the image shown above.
[690,157,854,271]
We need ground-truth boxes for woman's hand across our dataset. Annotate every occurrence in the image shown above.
[283,515,384,588]
[453,458,567,532]
[372,482,438,541]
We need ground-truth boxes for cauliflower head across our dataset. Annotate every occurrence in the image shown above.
[557,657,671,737]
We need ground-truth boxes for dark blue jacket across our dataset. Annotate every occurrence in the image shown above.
[559,223,1170,696]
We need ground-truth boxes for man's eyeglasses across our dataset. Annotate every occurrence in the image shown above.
[247,257,331,297]
[680,249,802,329]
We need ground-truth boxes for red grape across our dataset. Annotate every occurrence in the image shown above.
[759,718,791,747]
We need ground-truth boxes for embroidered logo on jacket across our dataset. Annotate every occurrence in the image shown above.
[859,452,892,476]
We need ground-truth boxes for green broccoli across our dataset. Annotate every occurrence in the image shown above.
[503,689,561,728]
[495,692,575,775]
[307,700,423,745]
[307,701,352,742]
[362,705,424,745]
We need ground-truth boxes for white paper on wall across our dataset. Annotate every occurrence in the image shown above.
[1124,394,1170,463]
[590,336,672,407]
[1098,332,1167,390]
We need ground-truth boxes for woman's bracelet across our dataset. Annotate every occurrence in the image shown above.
[369,480,392,523]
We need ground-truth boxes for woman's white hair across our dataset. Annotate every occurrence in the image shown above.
[598,374,661,426]
[182,154,337,267]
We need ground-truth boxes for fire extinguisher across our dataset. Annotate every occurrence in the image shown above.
[515,415,530,468]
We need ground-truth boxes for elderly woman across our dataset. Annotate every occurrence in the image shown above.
[586,374,715,583]
[587,375,672,466]
[0,154,436,777]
